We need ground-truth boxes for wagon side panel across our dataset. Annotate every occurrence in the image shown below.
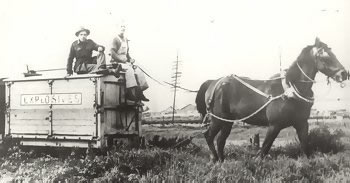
[6,81,51,135]
[51,78,97,137]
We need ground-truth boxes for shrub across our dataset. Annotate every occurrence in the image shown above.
[308,126,344,154]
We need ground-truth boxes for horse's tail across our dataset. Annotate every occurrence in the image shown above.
[195,80,214,117]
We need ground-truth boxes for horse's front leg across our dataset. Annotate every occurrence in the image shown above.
[216,122,233,162]
[293,120,310,157]
[257,125,281,158]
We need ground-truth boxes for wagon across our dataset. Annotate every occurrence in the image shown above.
[1,73,142,148]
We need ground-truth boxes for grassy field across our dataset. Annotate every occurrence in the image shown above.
[0,121,349,182]
[143,120,350,147]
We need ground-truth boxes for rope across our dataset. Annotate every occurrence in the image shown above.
[136,65,167,86]
[163,81,198,92]
[231,75,271,98]
[200,113,210,127]
[205,74,283,123]
[237,76,285,81]
[296,62,316,83]
[289,82,314,103]
[137,65,199,92]
[208,95,283,123]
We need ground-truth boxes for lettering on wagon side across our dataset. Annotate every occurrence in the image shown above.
[20,93,82,105]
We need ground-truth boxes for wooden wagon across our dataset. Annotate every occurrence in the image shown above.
[1,73,142,148]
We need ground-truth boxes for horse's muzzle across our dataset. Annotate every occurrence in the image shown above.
[333,69,348,82]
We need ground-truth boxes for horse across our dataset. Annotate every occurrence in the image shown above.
[195,38,348,162]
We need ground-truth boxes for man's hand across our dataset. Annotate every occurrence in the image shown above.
[130,58,135,64]
[98,46,104,52]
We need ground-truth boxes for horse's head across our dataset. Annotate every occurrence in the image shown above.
[312,38,347,82]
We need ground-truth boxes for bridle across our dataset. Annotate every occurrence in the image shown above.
[295,46,326,83]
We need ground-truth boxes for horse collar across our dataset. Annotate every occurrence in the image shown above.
[281,76,314,103]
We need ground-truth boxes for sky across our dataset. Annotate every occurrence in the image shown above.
[0,0,349,112]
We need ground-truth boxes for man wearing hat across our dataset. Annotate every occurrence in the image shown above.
[66,27,106,76]
[110,24,149,102]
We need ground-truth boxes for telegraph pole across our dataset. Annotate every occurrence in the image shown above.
[171,51,181,123]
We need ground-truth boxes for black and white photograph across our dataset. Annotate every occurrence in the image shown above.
[0,0,350,182]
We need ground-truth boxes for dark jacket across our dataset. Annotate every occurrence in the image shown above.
[67,39,104,74]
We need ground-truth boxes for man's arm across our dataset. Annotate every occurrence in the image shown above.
[66,43,75,75]
[126,40,131,62]
[110,37,126,62]
[90,40,105,52]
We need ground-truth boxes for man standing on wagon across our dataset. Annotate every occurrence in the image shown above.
[110,24,149,102]
[66,27,106,76]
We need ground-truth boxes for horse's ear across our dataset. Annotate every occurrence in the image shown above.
[315,37,321,48]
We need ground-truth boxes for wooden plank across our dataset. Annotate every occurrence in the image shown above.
[11,134,94,140]
[10,81,50,109]
[52,119,95,126]
[11,120,50,126]
[104,84,121,106]
[10,109,49,120]
[52,125,95,135]
[52,79,95,109]
[105,111,117,128]
[11,120,50,127]
[20,140,100,148]
[53,109,95,120]
[104,110,138,131]
[11,128,49,134]
[11,123,49,129]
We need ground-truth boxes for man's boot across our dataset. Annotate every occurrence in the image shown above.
[125,87,138,101]
[136,87,149,102]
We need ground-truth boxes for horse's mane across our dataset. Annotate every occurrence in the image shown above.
[285,45,314,82]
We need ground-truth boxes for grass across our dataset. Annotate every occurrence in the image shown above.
[0,123,349,182]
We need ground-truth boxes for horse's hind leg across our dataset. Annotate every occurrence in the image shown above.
[204,120,221,162]
[217,122,233,162]
[258,125,281,158]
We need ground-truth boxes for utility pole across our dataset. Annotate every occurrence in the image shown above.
[171,50,181,123]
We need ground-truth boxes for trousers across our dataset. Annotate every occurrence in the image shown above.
[75,53,106,74]
[119,63,149,90]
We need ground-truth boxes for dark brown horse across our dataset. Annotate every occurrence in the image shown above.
[196,38,348,162]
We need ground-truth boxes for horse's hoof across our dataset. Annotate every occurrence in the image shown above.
[210,155,219,163]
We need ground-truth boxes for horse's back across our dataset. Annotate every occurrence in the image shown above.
[203,76,278,125]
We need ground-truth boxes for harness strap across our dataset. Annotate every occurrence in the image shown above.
[231,74,271,98]
[289,82,314,103]
[208,95,283,123]
[281,71,314,103]
[206,75,271,114]
[206,77,226,110]
[205,74,282,123]
[296,62,316,83]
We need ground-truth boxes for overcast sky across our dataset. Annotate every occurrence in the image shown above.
[0,0,349,111]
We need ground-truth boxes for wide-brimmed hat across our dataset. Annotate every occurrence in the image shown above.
[75,27,90,36]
